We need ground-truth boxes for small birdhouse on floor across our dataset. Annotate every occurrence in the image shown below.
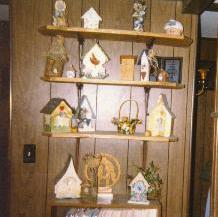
[128,172,150,205]
[55,157,82,199]
[78,95,96,132]
[81,7,102,29]
[120,55,137,81]
[146,94,176,137]
[40,98,72,133]
[82,43,110,79]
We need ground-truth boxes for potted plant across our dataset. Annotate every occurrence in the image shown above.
[134,161,163,200]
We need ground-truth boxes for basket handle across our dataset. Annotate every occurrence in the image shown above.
[118,99,139,120]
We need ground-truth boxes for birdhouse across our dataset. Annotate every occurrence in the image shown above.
[120,55,137,81]
[128,172,150,205]
[40,98,72,133]
[146,94,176,137]
[81,7,102,29]
[45,35,69,78]
[78,95,96,132]
[164,19,184,36]
[55,157,82,199]
[137,50,150,81]
[82,43,110,79]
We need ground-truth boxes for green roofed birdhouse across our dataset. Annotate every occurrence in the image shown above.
[40,98,72,133]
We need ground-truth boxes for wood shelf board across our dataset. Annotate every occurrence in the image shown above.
[39,25,193,47]
[41,77,185,89]
[211,112,218,118]
[49,195,161,210]
[42,131,178,142]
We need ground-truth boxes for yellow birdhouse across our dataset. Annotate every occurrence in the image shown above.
[146,94,175,137]
[40,98,72,133]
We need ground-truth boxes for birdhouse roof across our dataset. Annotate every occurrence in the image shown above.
[40,98,72,114]
[129,172,150,188]
[79,95,96,119]
[137,49,149,65]
[56,157,82,186]
[151,94,176,119]
[81,7,102,21]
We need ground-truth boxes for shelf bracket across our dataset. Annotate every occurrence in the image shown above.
[146,38,155,49]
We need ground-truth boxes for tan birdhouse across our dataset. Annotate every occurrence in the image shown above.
[40,98,72,133]
[120,55,137,81]
[45,35,69,78]
[146,94,176,137]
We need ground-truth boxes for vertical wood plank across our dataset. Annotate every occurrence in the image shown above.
[47,1,82,216]
[211,36,218,217]
[147,1,175,217]
[168,2,192,217]
[95,0,133,194]
[11,0,51,217]
[182,15,198,217]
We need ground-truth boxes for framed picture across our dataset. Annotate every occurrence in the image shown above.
[150,57,183,83]
[159,57,183,83]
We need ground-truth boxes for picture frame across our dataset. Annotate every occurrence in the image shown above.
[150,57,183,83]
[159,57,183,83]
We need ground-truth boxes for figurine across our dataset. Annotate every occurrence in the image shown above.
[82,43,110,79]
[132,0,148,31]
[53,0,68,27]
[157,68,169,82]
[45,35,69,78]
[40,98,72,133]
[55,157,82,199]
[164,19,184,36]
[65,64,78,78]
[146,94,176,137]
[128,172,150,205]
[81,7,102,29]
[137,48,159,81]
[83,153,121,202]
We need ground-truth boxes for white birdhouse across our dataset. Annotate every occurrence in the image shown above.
[140,51,150,81]
[81,7,102,29]
[146,94,176,137]
[55,157,82,199]
[82,43,110,79]
[128,172,150,205]
[78,95,96,132]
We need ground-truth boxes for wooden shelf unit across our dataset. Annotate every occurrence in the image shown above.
[43,131,178,142]
[41,76,185,89]
[47,195,161,217]
[39,25,192,47]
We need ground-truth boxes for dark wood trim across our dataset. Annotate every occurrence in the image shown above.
[206,3,218,12]
[183,0,214,14]
[0,0,9,5]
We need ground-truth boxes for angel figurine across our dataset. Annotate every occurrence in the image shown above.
[132,0,148,31]
[53,0,68,27]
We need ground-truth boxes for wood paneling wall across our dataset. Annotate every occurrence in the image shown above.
[0,20,10,217]
[10,1,198,217]
[192,90,214,217]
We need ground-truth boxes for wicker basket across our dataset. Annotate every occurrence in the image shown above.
[112,100,142,135]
